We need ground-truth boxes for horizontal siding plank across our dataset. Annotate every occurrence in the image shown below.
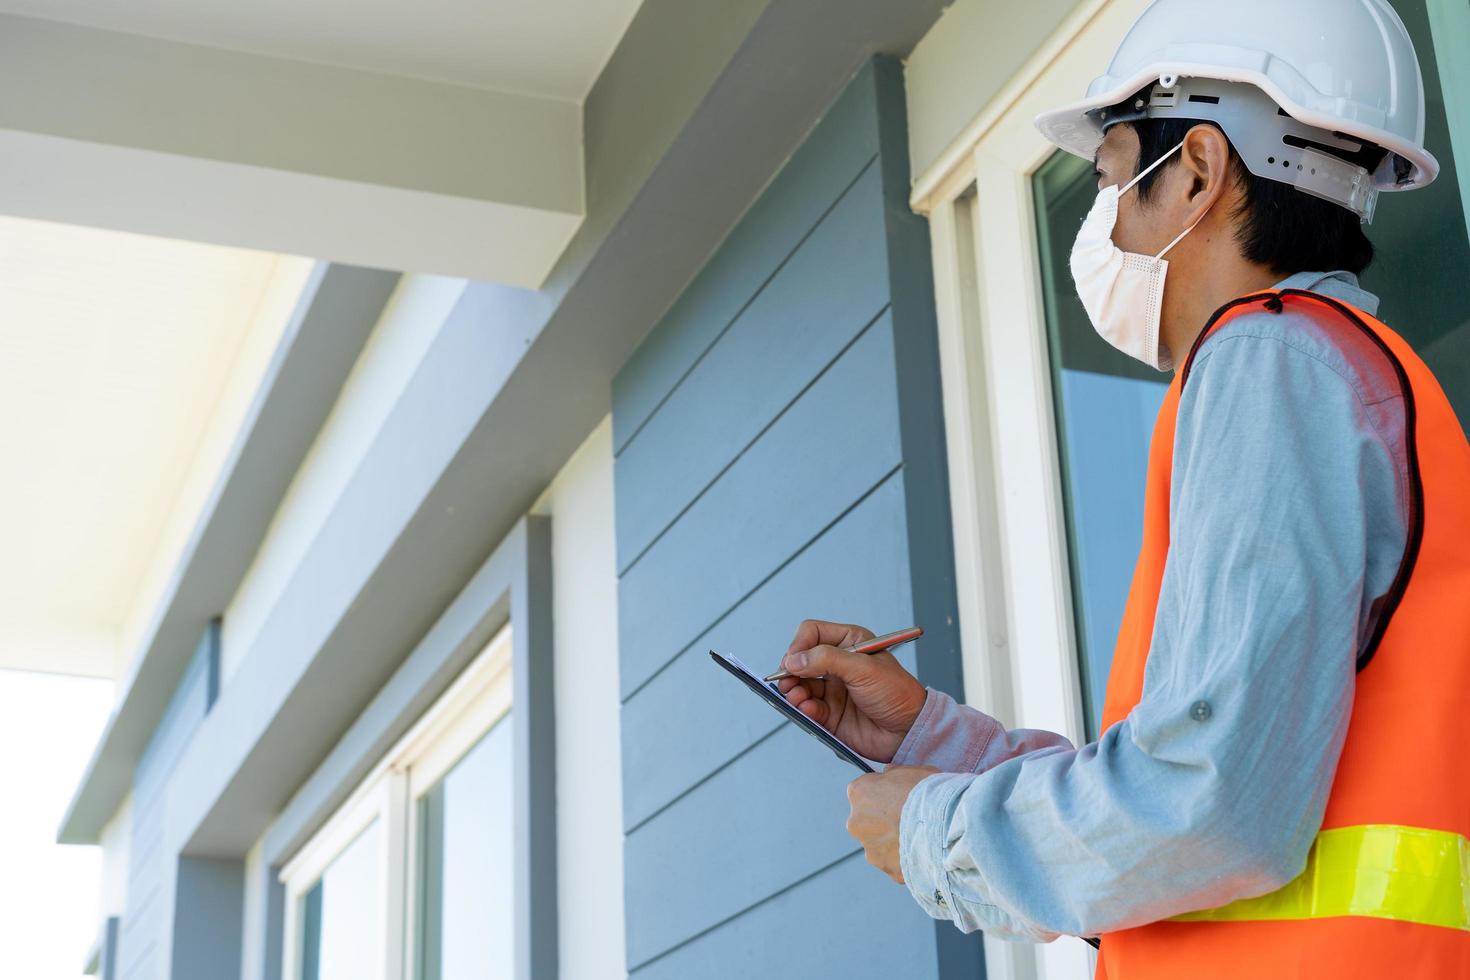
[120,941,157,980]
[611,62,882,453]
[614,161,890,570]
[630,853,938,979]
[613,58,961,980]
[620,472,913,829]
[624,723,877,965]
[617,316,901,698]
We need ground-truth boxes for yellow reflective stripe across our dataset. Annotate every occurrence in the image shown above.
[1171,824,1470,932]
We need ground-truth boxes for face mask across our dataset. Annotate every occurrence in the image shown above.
[1069,140,1207,373]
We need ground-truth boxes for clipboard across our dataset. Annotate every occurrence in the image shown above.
[710,653,1100,948]
[709,650,875,773]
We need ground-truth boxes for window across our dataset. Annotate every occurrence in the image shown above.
[914,0,1470,976]
[1363,0,1470,432]
[300,819,383,980]
[1033,150,1169,738]
[413,715,514,980]
[281,627,513,980]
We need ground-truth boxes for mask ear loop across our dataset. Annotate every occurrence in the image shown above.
[1115,139,1208,261]
[1119,139,1186,196]
[1155,215,1205,260]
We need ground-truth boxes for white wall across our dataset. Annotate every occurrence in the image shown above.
[531,417,628,979]
[220,273,468,683]
[239,837,266,980]
[98,794,132,920]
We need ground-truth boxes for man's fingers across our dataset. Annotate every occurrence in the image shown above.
[785,620,823,656]
[779,677,824,701]
[797,698,828,726]
[781,642,874,683]
[781,679,831,722]
[786,619,873,656]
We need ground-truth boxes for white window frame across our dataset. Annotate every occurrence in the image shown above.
[278,625,514,980]
[909,2,1151,979]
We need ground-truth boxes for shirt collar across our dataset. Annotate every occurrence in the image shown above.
[1271,270,1381,318]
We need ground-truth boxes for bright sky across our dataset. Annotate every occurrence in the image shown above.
[0,670,113,980]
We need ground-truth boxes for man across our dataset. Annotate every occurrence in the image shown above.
[775,1,1470,976]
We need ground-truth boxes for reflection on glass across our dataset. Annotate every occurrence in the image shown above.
[416,715,514,980]
[1031,0,1469,740]
[301,819,382,980]
[1357,0,1470,436]
[1034,150,1169,739]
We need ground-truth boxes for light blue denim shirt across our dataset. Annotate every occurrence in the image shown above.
[894,271,1409,942]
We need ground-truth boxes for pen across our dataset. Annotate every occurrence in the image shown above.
[763,626,924,682]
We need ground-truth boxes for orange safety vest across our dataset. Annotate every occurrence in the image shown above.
[1094,290,1470,979]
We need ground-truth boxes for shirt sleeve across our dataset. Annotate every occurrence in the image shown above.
[891,688,1073,773]
[897,328,1406,942]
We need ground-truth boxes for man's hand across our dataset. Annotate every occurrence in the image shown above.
[847,766,939,883]
[775,620,927,763]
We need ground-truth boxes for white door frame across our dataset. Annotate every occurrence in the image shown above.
[910,1,1152,978]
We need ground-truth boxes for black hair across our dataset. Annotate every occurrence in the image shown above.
[1126,116,1375,276]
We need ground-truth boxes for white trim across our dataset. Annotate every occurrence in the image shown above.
[968,142,1086,745]
[280,781,392,980]
[383,773,410,980]
[400,630,513,979]
[912,2,1154,977]
[927,194,1018,728]
[402,633,513,797]
[279,778,389,902]
[278,624,513,980]
[909,0,1113,216]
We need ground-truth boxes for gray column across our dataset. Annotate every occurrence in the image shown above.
[170,857,245,980]
[512,515,558,980]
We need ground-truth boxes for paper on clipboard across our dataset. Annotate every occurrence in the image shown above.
[709,650,875,773]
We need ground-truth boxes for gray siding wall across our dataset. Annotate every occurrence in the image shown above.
[613,58,981,978]
[118,625,217,980]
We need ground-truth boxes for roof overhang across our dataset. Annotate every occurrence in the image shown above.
[57,0,953,851]
[57,264,400,844]
[0,15,583,286]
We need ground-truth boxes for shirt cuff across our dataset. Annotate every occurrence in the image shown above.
[892,688,1003,772]
[898,771,972,921]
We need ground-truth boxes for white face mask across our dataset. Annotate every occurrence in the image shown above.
[1069,140,1206,373]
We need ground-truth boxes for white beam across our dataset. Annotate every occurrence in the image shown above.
[0,15,584,285]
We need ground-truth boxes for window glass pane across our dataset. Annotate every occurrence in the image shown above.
[301,819,382,980]
[416,715,514,980]
[1359,0,1470,432]
[1034,150,1169,740]
[1033,0,1470,741]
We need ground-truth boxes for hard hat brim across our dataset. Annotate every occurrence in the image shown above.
[1034,64,1440,192]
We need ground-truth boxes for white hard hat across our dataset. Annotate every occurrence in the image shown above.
[1035,0,1440,221]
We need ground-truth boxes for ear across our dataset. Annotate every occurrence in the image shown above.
[1178,124,1234,225]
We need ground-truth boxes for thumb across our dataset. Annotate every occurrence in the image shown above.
[782,644,876,683]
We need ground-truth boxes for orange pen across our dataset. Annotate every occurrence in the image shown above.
[763,626,924,682]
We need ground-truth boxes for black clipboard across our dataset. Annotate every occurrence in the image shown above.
[710,650,875,773]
